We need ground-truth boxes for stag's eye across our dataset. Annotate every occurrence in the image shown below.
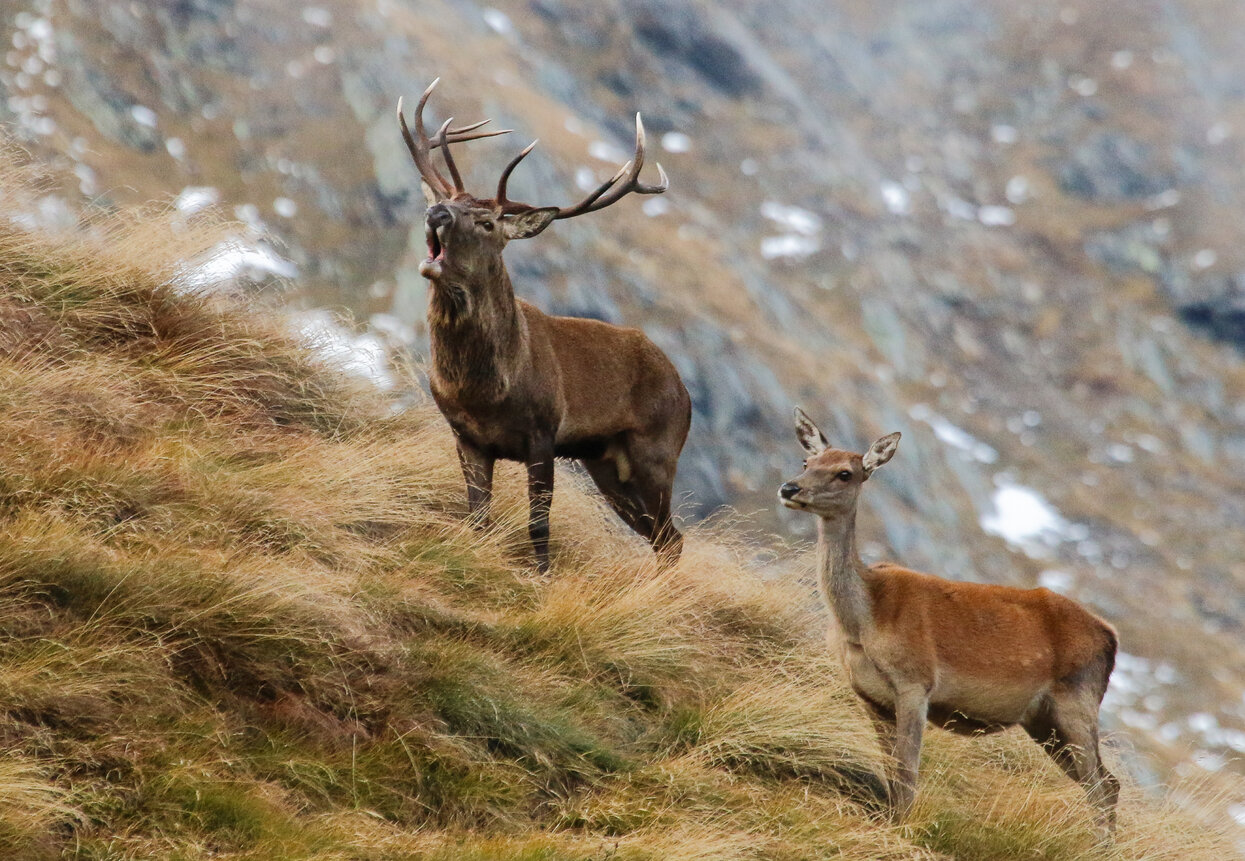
[837,470,852,481]
[477,219,494,232]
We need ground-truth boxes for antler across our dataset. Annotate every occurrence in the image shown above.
[494,113,669,218]
[397,78,512,200]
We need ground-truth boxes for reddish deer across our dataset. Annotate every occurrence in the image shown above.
[779,408,1119,834]
[396,79,691,572]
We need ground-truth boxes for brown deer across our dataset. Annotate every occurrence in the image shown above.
[396,79,691,572]
[779,408,1119,835]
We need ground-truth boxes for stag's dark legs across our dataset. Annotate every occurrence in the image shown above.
[456,438,495,528]
[526,437,556,573]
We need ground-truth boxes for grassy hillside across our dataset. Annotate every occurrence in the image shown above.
[0,172,1235,859]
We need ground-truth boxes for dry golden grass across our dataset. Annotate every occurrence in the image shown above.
[0,150,1238,860]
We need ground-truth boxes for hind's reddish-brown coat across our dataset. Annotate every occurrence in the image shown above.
[780,412,1119,835]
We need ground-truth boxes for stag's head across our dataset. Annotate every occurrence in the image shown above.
[779,408,900,518]
[398,79,668,286]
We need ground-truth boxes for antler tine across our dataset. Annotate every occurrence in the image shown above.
[399,79,514,199]
[430,118,514,149]
[552,113,669,221]
[397,80,452,199]
[496,140,539,213]
[436,118,468,196]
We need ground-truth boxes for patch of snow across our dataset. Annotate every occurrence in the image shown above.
[909,403,999,464]
[978,205,1015,226]
[130,104,157,128]
[1147,188,1180,210]
[1005,175,1030,204]
[174,186,220,216]
[740,158,758,176]
[301,7,332,27]
[1069,75,1098,96]
[1106,443,1134,463]
[1111,50,1134,70]
[991,124,1018,144]
[1192,248,1217,269]
[166,137,186,159]
[642,197,669,217]
[482,8,514,36]
[760,235,819,260]
[273,197,298,218]
[880,181,910,215]
[661,131,691,153]
[296,311,392,390]
[760,201,821,235]
[574,166,597,192]
[588,140,626,163]
[1207,121,1231,145]
[1037,569,1075,594]
[980,476,1085,558]
[313,45,336,64]
[943,197,976,220]
[181,238,297,289]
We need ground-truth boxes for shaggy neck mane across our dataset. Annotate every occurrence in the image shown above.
[428,266,525,402]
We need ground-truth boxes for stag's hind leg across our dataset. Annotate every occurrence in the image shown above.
[582,450,681,566]
[583,456,651,534]
[1022,691,1119,836]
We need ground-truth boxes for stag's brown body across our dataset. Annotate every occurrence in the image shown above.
[780,410,1119,836]
[398,80,690,571]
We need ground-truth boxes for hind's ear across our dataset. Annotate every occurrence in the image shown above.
[794,407,829,456]
[862,432,901,476]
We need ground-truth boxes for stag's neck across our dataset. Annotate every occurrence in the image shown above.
[428,268,525,402]
[816,511,872,643]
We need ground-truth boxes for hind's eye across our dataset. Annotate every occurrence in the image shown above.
[837,470,852,481]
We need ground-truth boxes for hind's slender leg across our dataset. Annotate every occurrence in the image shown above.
[1023,693,1119,836]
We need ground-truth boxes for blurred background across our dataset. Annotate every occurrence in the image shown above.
[2,0,1242,837]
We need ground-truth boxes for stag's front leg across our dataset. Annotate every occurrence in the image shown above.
[526,437,555,573]
[456,438,495,528]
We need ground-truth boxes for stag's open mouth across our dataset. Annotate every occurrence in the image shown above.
[420,224,448,279]
[425,224,446,262]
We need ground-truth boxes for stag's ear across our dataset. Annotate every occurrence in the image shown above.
[862,432,901,477]
[501,207,559,240]
[794,407,829,456]
[421,179,440,208]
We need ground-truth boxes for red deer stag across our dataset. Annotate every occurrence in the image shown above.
[396,79,691,572]
[779,408,1119,835]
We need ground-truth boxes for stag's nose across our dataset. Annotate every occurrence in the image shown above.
[426,204,452,229]
[779,482,800,500]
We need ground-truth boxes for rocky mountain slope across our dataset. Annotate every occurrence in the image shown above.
[2,0,1243,839]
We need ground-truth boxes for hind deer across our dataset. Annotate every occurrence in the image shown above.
[396,79,691,572]
[779,408,1119,835]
